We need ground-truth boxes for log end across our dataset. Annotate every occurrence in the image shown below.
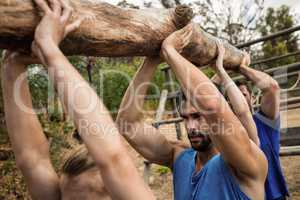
[174,5,194,29]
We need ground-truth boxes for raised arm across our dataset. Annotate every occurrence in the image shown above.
[213,41,259,146]
[239,59,280,120]
[116,57,183,167]
[31,1,154,200]
[1,52,60,200]
[161,24,267,180]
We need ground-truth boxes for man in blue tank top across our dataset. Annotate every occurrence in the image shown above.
[117,24,268,200]
[235,60,289,200]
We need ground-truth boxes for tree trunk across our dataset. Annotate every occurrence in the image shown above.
[0,0,243,68]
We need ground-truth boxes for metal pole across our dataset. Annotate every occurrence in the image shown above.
[236,25,300,48]
[251,51,300,66]
[232,62,300,81]
[153,117,184,127]
[164,68,182,140]
[280,146,300,157]
[144,90,168,184]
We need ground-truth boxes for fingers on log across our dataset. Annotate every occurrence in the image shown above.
[181,24,194,47]
[48,0,62,15]
[60,0,73,24]
[33,0,51,13]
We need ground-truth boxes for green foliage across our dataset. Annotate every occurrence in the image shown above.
[96,58,138,115]
[202,67,215,78]
[68,56,166,116]
[155,165,170,175]
[27,66,50,109]
[258,5,299,67]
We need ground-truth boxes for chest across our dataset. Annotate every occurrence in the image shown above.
[173,153,251,200]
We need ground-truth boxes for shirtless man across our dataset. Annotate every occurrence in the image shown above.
[116,24,268,200]
[1,0,155,199]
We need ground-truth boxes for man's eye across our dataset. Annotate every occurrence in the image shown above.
[192,114,201,119]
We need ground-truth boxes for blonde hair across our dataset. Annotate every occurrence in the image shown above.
[62,146,96,176]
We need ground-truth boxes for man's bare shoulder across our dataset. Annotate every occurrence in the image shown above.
[169,140,191,166]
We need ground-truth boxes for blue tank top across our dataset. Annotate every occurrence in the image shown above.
[173,149,251,200]
[253,111,289,200]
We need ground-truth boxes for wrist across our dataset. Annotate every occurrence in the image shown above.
[224,81,235,90]
[215,66,226,76]
[239,64,248,73]
[161,44,174,55]
[37,41,62,66]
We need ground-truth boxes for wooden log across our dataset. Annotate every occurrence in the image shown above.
[0,0,244,68]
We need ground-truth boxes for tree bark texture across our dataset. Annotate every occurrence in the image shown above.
[0,0,244,68]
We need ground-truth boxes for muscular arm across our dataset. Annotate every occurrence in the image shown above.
[1,52,60,200]
[239,65,280,120]
[161,25,267,180]
[214,43,259,146]
[30,0,155,199]
[39,45,154,200]
[116,58,182,167]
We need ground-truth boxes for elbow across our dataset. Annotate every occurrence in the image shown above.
[268,79,280,93]
[15,155,31,171]
[116,110,140,125]
[161,44,171,56]
[116,111,142,135]
[15,151,48,173]
[116,112,130,132]
[195,97,223,117]
[116,115,136,135]
[235,106,251,120]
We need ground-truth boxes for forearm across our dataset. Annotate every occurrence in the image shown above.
[1,60,50,164]
[117,58,160,124]
[240,65,280,119]
[217,67,249,114]
[41,46,155,199]
[40,45,127,168]
[162,47,222,111]
[216,69,259,145]
[240,65,279,92]
[116,58,175,166]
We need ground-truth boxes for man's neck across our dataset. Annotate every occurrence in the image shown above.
[195,147,218,172]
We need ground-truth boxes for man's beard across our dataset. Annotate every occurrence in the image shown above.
[188,130,212,152]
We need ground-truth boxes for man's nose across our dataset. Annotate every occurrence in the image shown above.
[187,119,197,132]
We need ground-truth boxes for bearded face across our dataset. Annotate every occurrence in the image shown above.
[187,129,212,151]
[180,101,213,152]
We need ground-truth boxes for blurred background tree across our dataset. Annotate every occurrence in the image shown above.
[258,5,299,68]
